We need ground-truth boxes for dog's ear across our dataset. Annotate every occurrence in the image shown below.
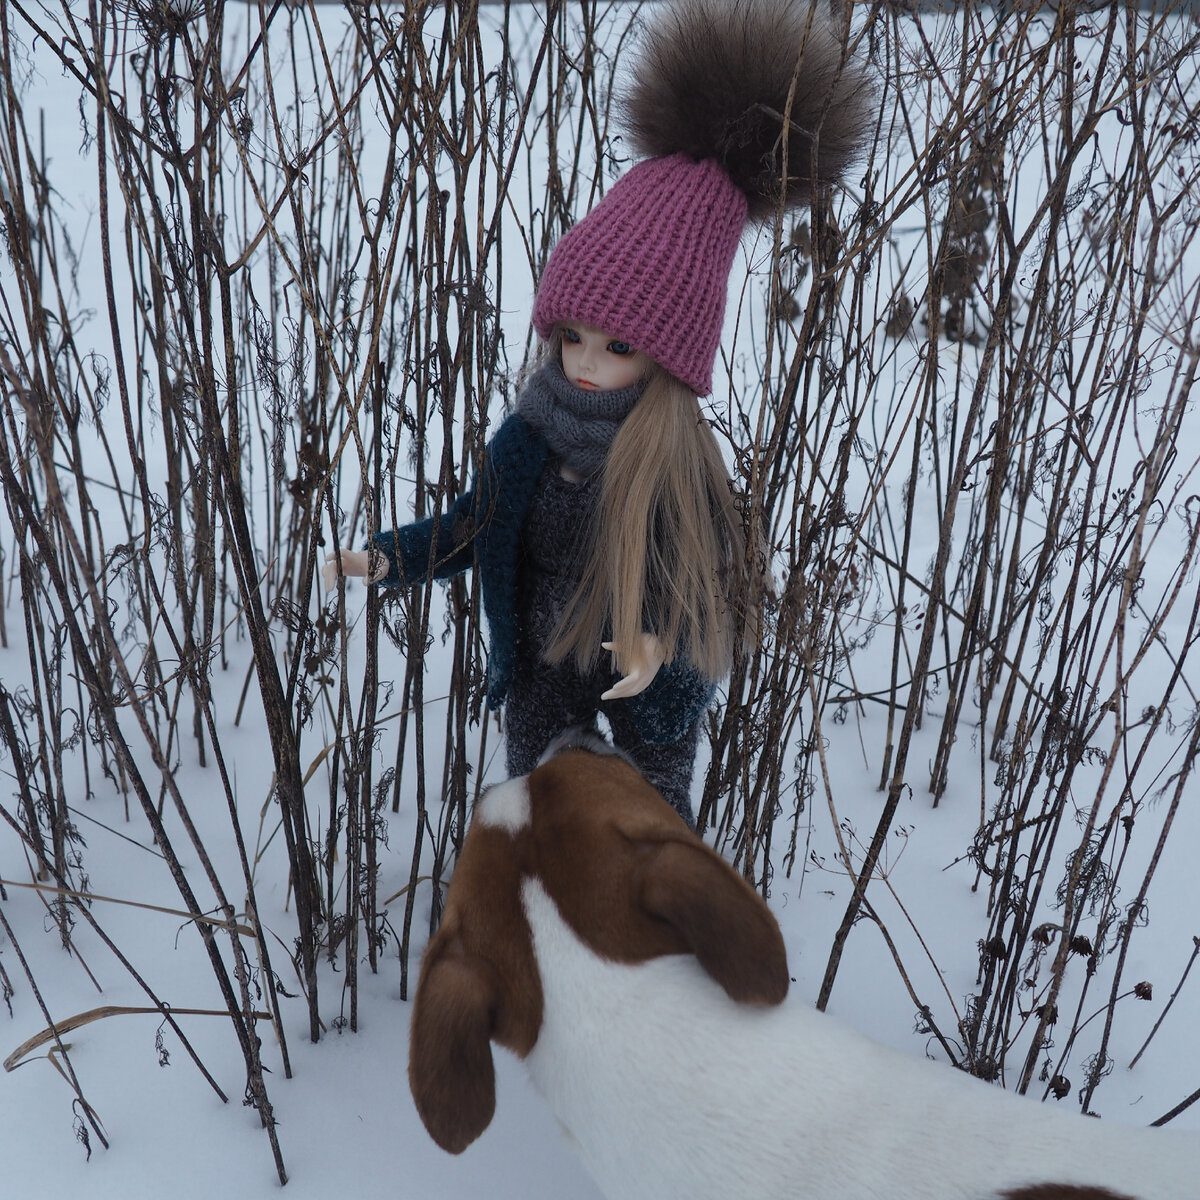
[408,818,542,1155]
[526,751,789,1003]
[408,929,500,1154]
[637,839,789,1006]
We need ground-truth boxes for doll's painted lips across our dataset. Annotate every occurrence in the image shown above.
[576,379,598,390]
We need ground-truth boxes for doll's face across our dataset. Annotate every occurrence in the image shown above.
[558,323,649,392]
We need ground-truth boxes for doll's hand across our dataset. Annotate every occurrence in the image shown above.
[323,548,389,590]
[601,634,665,701]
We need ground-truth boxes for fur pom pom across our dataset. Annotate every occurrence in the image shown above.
[622,0,874,220]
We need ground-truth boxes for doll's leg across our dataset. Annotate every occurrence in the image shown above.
[503,658,603,779]
[604,707,701,828]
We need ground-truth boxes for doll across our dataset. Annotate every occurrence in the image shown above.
[326,0,873,823]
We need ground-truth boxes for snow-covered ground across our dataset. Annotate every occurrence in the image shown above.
[2,665,1195,1197]
[2,4,1199,1198]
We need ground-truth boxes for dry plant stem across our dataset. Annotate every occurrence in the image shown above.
[811,677,961,1057]
[93,37,286,1179]
[817,241,1021,1010]
[0,435,284,1165]
[0,58,288,1164]
[0,688,52,879]
[1129,936,1200,1071]
[58,903,232,1103]
[1077,756,1189,1113]
[0,903,108,1149]
[0,877,259,935]
[5,1004,273,1073]
[1152,1082,1200,1128]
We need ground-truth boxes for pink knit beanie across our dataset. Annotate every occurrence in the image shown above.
[533,155,747,397]
[530,0,874,398]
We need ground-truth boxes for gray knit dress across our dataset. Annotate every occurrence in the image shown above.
[505,364,703,824]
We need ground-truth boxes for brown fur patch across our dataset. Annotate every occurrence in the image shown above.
[528,750,789,1005]
[998,1186,1138,1200]
[432,818,543,1055]
[407,945,501,1154]
[624,0,875,217]
[408,816,542,1154]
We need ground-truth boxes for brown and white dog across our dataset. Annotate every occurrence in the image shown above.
[408,739,1197,1200]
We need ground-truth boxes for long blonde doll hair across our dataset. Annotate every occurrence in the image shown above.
[538,331,748,683]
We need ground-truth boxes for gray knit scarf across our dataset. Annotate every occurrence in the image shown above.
[516,360,647,478]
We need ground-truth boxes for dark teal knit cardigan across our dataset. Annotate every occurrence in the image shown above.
[372,413,715,746]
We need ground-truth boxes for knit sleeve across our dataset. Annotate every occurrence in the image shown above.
[621,655,716,746]
[370,480,480,589]
[368,414,541,590]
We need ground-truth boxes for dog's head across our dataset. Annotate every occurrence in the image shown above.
[408,747,789,1153]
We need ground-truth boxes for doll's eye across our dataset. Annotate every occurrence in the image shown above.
[561,327,582,344]
[607,340,633,355]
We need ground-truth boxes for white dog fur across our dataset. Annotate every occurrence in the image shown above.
[409,746,1197,1200]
